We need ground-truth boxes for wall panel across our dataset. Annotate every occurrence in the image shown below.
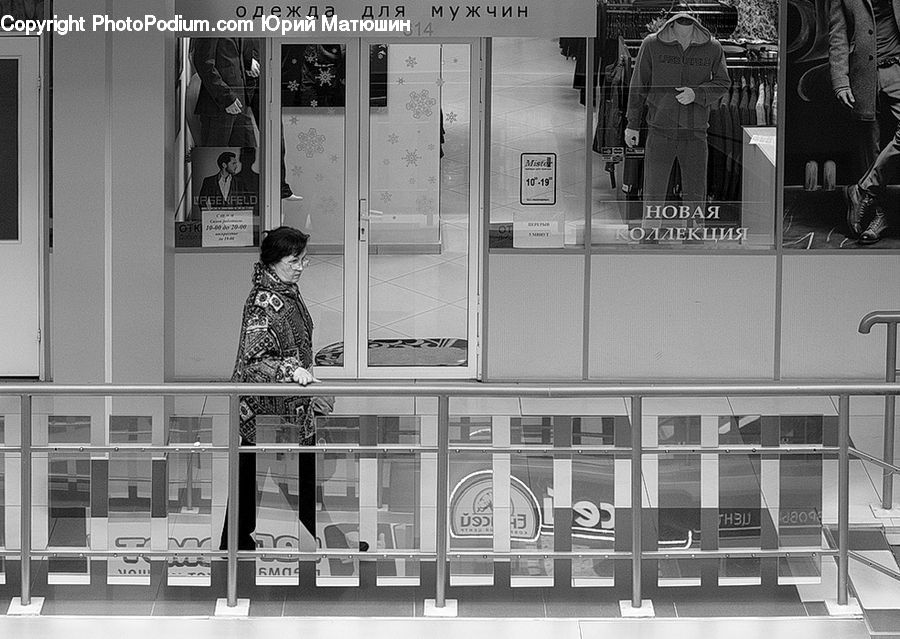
[174,252,255,379]
[781,255,900,379]
[589,255,776,379]
[486,254,583,379]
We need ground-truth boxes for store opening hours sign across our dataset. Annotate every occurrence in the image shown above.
[201,209,253,247]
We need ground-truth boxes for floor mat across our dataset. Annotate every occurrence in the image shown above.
[316,338,468,367]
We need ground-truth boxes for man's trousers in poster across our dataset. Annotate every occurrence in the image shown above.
[642,130,708,225]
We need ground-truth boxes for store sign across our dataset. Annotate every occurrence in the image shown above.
[201,209,253,247]
[174,1,596,37]
[519,152,556,206]
[513,220,563,248]
[449,470,541,542]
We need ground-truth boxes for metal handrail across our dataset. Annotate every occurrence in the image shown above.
[4,381,900,612]
[3,381,900,395]
[858,311,900,510]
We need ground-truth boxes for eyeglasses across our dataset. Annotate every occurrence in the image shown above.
[288,256,310,269]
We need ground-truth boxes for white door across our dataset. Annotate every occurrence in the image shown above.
[271,38,481,378]
[357,39,481,378]
[0,37,41,377]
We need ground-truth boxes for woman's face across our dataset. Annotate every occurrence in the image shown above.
[272,250,309,284]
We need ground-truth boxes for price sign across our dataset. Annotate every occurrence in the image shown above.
[520,153,556,205]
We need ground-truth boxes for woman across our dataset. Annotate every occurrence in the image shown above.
[220,226,329,551]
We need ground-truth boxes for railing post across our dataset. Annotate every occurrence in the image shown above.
[838,394,850,607]
[631,395,643,609]
[20,394,32,607]
[435,395,450,608]
[227,393,240,607]
[882,324,897,511]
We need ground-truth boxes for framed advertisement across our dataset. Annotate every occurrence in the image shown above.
[519,153,557,206]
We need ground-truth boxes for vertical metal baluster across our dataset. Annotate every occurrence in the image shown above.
[631,395,642,609]
[227,394,240,607]
[883,324,897,510]
[435,395,450,608]
[20,394,32,607]
[838,394,850,607]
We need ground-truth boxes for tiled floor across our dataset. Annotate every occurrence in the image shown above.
[0,617,874,639]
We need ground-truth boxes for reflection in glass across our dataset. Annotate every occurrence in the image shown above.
[449,452,492,585]
[510,417,554,446]
[718,416,763,585]
[377,453,421,585]
[107,454,152,585]
[450,416,491,446]
[317,446,360,585]
[167,439,213,586]
[48,415,90,444]
[253,416,303,585]
[510,454,552,585]
[571,455,616,586]
[47,453,90,580]
[657,453,701,586]
[778,453,823,584]
[109,415,152,445]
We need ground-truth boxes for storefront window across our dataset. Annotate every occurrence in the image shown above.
[177,37,263,248]
[784,0,900,249]
[491,2,779,250]
[490,37,588,249]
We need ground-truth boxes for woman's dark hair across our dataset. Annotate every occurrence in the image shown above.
[260,226,309,266]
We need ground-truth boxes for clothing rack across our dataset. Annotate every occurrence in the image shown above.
[601,2,739,41]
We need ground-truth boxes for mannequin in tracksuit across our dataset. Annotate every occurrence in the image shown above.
[625,13,730,223]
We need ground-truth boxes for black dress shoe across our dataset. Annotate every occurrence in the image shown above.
[859,212,889,245]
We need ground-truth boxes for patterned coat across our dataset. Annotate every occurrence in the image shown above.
[231,262,315,444]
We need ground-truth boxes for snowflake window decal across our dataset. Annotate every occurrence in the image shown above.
[296,128,326,158]
[397,77,405,85]
[403,149,421,167]
[405,56,417,68]
[416,194,435,214]
[291,165,303,177]
[317,68,334,86]
[287,80,299,92]
[445,111,459,124]
[406,90,437,120]
[387,133,400,144]
[289,116,299,126]
[330,154,339,164]
[320,195,338,213]
[380,191,393,203]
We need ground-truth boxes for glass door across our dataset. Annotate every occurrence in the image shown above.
[272,39,361,378]
[271,38,481,378]
[357,40,481,377]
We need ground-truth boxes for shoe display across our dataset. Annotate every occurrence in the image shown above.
[859,211,889,244]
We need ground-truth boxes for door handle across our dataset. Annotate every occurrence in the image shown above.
[359,198,369,242]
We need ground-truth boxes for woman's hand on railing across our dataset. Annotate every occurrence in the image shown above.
[291,366,320,386]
